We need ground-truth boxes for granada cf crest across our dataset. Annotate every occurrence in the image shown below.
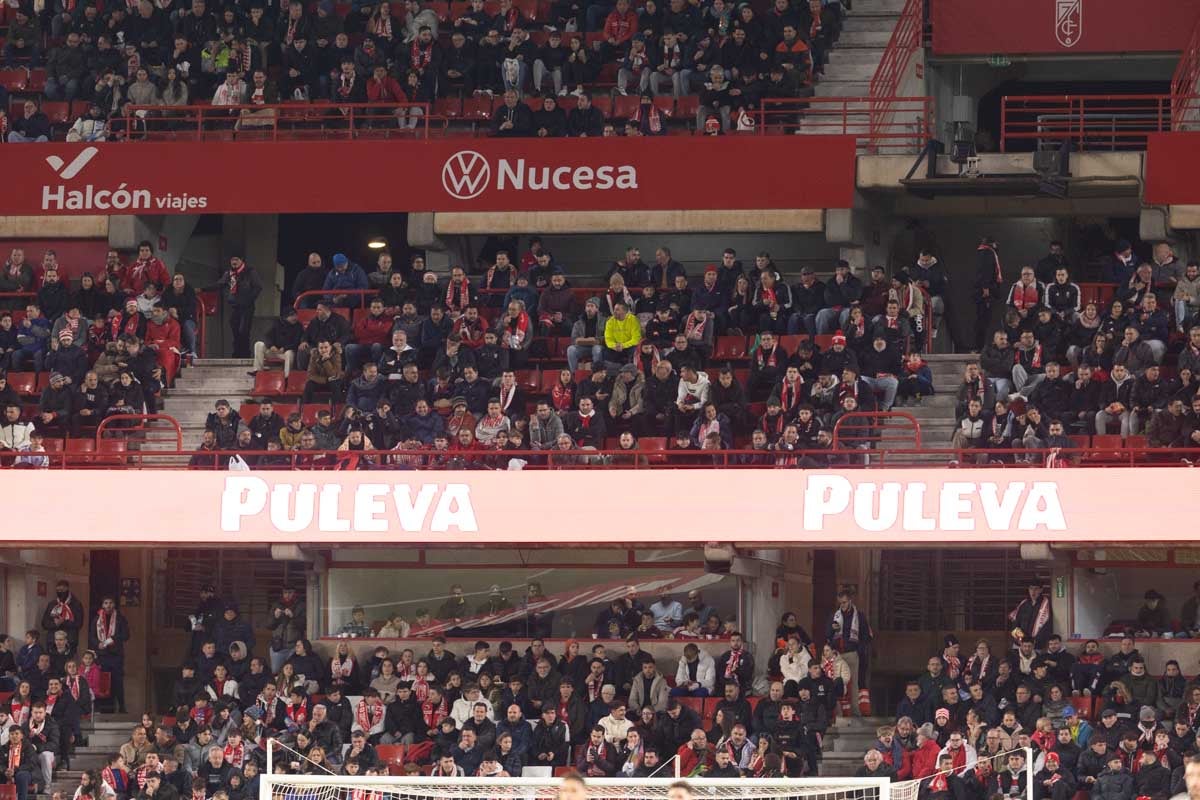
[1055,0,1081,47]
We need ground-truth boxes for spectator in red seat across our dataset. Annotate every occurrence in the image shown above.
[567,90,605,136]
[46,329,88,387]
[491,89,533,137]
[8,101,50,144]
[71,374,109,433]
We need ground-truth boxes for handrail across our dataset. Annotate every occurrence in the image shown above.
[999,94,1192,152]
[831,411,922,449]
[121,101,441,142]
[95,413,183,450]
[1171,15,1200,129]
[754,96,932,153]
[15,445,1200,470]
[868,0,925,149]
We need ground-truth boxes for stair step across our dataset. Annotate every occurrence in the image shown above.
[828,47,886,64]
[815,80,871,97]
[842,15,900,32]
[837,30,894,46]
[193,358,254,366]
[849,0,906,14]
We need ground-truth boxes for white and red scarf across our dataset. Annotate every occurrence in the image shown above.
[50,595,76,624]
[223,741,245,769]
[356,699,384,733]
[332,655,357,680]
[96,608,118,647]
[10,698,30,726]
[66,675,83,701]
[504,312,529,348]
[446,280,470,312]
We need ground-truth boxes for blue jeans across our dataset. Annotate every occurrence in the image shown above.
[181,319,198,355]
[787,312,817,336]
[12,348,44,373]
[345,342,383,372]
[585,2,612,29]
[815,307,850,334]
[566,343,602,371]
[5,769,31,800]
[669,686,710,697]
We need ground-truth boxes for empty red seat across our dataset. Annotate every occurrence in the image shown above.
[252,371,286,397]
[0,69,26,92]
[591,95,613,116]
[462,96,494,120]
[6,372,36,397]
[286,371,309,395]
[433,97,463,119]
[376,744,405,775]
[713,336,749,361]
[239,403,259,424]
[612,94,640,119]
[41,101,71,124]
[514,369,540,392]
[778,334,808,354]
[675,95,699,118]
[1085,435,1124,463]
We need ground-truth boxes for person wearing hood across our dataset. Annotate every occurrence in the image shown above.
[214,603,255,660]
[1095,363,1135,437]
[910,723,943,779]
[322,253,368,307]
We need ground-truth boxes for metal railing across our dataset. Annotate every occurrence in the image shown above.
[831,410,921,449]
[999,94,1196,152]
[1171,15,1200,129]
[122,102,442,141]
[13,445,1200,470]
[868,0,925,145]
[95,413,183,450]
[755,96,932,153]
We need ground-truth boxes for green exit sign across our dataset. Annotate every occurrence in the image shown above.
[989,54,1012,67]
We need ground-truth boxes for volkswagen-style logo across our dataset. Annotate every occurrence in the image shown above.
[441,150,491,200]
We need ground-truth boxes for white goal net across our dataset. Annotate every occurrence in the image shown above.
[261,775,892,800]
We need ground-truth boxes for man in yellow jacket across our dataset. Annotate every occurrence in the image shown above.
[604,301,642,368]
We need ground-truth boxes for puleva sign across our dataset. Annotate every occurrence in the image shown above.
[0,137,857,215]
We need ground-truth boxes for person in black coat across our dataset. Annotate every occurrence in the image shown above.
[252,310,304,377]
[41,582,85,651]
[530,707,569,766]
[87,597,130,713]
[492,90,533,137]
[975,237,1003,350]
[0,727,39,800]
[532,96,566,137]
[567,93,605,137]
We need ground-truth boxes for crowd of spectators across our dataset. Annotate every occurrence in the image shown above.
[0,243,214,462]
[128,584,877,790]
[193,243,937,468]
[857,582,1200,800]
[952,238,1200,460]
[0,0,841,139]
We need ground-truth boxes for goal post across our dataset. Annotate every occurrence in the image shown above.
[260,774,893,800]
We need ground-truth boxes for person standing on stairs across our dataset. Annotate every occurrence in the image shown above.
[88,597,130,714]
[826,588,873,717]
[211,256,262,360]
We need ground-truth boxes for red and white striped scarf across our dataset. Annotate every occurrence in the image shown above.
[356,699,384,733]
[446,280,470,312]
[223,742,245,769]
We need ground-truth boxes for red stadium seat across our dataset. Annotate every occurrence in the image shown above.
[41,101,71,125]
[538,371,560,395]
[515,369,540,392]
[1070,696,1094,721]
[252,371,286,397]
[65,439,95,453]
[239,403,259,424]
[591,95,613,117]
[675,95,699,118]
[462,95,494,121]
[286,371,309,395]
[433,97,463,119]
[376,744,405,775]
[0,69,27,92]
[778,334,808,354]
[713,336,749,361]
[301,403,327,425]
[612,94,640,119]
[1085,435,1124,463]
[6,372,36,397]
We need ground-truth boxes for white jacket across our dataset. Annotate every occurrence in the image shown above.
[824,655,852,686]
[451,696,494,727]
[778,650,811,685]
[674,650,716,693]
[676,371,711,410]
[597,714,633,744]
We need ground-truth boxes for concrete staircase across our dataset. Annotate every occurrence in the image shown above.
[815,0,904,99]
[893,352,976,463]
[819,715,894,776]
[46,718,141,798]
[149,358,256,457]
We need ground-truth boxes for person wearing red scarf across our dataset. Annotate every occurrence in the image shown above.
[87,597,129,714]
[121,241,168,295]
[213,255,262,360]
[41,581,83,650]
[1006,267,1044,318]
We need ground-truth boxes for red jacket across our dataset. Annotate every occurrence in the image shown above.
[366,76,407,103]
[353,313,393,347]
[146,317,181,351]
[603,9,637,44]
[122,257,169,294]
[675,742,712,777]
[910,739,942,779]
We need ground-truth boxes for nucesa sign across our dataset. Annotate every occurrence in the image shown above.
[0,136,857,216]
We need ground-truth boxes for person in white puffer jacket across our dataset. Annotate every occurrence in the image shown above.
[673,644,716,697]
[66,104,107,142]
